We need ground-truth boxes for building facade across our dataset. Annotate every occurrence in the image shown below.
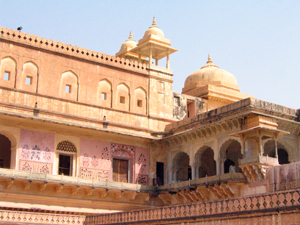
[0,18,299,224]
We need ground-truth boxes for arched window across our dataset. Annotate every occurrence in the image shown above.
[134,87,147,115]
[98,79,112,107]
[57,141,77,176]
[0,57,17,88]
[116,83,130,111]
[21,62,38,93]
[60,71,79,101]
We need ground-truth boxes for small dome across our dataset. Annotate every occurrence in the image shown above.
[142,17,165,41]
[118,31,137,52]
[183,54,239,92]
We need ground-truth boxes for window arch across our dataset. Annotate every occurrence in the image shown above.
[134,87,147,115]
[220,139,243,174]
[116,83,130,111]
[98,79,112,107]
[172,151,191,182]
[0,57,17,88]
[195,146,216,178]
[21,61,38,93]
[264,140,290,165]
[60,71,79,101]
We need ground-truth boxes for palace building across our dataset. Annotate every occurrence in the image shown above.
[0,18,299,224]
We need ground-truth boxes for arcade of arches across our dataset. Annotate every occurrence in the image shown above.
[171,138,290,182]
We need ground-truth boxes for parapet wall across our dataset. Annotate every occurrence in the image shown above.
[84,188,300,224]
[0,27,148,74]
[267,161,300,192]
[165,98,297,131]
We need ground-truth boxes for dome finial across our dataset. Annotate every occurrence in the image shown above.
[126,31,135,42]
[207,53,213,64]
[151,17,158,28]
[201,53,219,69]
[128,31,133,40]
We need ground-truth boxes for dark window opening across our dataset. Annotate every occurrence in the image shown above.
[156,162,164,186]
[120,96,125,104]
[224,159,235,173]
[188,167,192,180]
[59,154,72,176]
[137,99,142,107]
[0,134,11,169]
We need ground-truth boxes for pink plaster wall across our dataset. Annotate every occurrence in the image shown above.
[19,129,55,173]
[135,146,149,185]
[80,138,111,181]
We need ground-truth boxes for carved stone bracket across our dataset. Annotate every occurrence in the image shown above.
[239,155,278,182]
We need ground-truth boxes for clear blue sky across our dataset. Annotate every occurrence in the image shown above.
[1,1,299,109]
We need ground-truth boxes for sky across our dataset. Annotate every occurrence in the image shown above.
[0,1,299,109]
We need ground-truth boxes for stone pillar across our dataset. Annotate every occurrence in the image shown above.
[259,132,263,155]
[274,138,278,158]
[10,145,17,170]
[166,53,170,69]
[216,158,220,175]
[191,164,196,180]
[220,158,225,174]
[149,46,153,65]
[259,136,263,155]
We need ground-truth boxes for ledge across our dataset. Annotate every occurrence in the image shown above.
[0,168,156,192]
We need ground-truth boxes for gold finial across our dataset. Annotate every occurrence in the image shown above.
[150,17,158,28]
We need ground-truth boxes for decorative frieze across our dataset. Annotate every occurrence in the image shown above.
[0,210,86,225]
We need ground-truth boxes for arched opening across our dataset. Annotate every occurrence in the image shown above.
[0,134,11,168]
[57,141,77,176]
[221,139,243,174]
[173,152,190,182]
[196,147,216,178]
[264,140,289,165]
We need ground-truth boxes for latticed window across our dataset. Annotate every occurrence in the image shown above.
[57,141,76,153]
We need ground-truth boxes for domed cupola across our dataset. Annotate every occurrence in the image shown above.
[129,17,178,69]
[182,54,252,108]
[115,31,138,59]
[142,17,165,42]
[183,54,240,95]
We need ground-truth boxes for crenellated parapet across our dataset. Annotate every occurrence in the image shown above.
[0,27,148,74]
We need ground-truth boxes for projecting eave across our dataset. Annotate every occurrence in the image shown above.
[129,41,178,60]
[230,126,290,138]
